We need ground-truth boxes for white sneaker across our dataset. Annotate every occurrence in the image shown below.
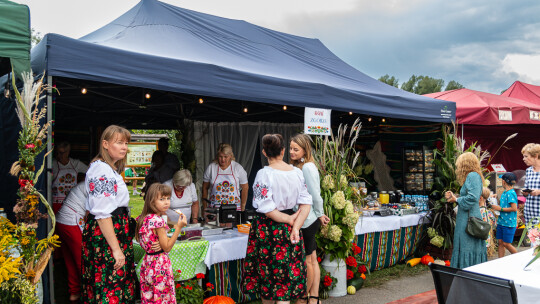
[133,190,140,196]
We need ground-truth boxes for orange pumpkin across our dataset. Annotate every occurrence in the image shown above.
[203,295,235,304]
[420,254,435,265]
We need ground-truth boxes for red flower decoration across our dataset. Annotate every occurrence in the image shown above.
[206,283,214,290]
[345,256,357,268]
[196,273,205,279]
[89,182,95,192]
[317,256,322,263]
[177,269,182,274]
[358,265,367,274]
[323,275,332,287]
[261,188,268,196]
[176,283,181,288]
[352,243,362,255]
[276,251,285,261]
[25,143,35,149]
[347,269,354,280]
[185,285,192,290]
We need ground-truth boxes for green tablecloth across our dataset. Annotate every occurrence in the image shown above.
[134,239,209,280]
[356,224,425,271]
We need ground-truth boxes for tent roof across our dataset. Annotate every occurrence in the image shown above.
[0,0,31,78]
[31,0,454,124]
[425,88,540,125]
[501,81,540,104]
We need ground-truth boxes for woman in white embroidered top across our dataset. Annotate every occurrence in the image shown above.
[164,169,200,224]
[81,125,137,304]
[243,134,312,303]
[289,134,330,304]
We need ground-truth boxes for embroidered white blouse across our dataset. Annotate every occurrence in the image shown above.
[163,179,198,222]
[202,161,248,185]
[57,182,87,225]
[85,160,129,219]
[252,166,312,214]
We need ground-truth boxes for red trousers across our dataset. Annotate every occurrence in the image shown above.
[56,222,83,295]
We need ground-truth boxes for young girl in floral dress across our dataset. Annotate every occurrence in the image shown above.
[136,183,187,304]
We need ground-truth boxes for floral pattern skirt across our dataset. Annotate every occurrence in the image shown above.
[242,214,307,301]
[140,253,176,304]
[81,213,137,304]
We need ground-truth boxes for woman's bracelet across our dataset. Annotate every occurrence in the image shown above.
[170,228,175,232]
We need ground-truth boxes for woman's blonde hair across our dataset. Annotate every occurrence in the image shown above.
[135,183,172,242]
[290,134,314,168]
[213,143,235,163]
[521,143,540,158]
[92,125,131,173]
[455,152,485,186]
[173,169,192,187]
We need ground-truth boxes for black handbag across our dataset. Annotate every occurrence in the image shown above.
[466,210,491,240]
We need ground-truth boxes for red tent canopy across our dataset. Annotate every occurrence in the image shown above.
[425,88,540,125]
[502,81,540,104]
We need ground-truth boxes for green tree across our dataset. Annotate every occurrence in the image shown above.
[400,75,444,95]
[31,28,42,47]
[378,74,399,87]
[445,80,464,91]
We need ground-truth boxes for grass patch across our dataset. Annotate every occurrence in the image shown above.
[363,263,429,288]
[128,184,145,218]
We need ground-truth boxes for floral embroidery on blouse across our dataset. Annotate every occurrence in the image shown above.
[253,183,269,201]
[88,175,118,197]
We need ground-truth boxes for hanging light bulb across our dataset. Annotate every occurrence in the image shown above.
[81,88,87,94]
[382,118,386,123]
[198,98,204,104]
[283,105,287,110]
[145,93,151,99]
[243,107,248,113]
[368,117,372,122]
[349,111,353,115]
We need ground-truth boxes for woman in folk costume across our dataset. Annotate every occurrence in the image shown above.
[52,141,88,213]
[243,134,312,303]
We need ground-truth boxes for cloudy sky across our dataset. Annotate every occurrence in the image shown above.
[14,0,540,94]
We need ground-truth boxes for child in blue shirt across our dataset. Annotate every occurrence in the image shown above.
[488,172,518,257]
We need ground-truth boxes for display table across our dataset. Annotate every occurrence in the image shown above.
[355,213,427,271]
[464,248,540,303]
[133,239,209,281]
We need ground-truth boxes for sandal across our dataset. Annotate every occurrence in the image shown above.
[297,296,309,304]
[309,296,320,304]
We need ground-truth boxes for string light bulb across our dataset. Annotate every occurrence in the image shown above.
[368,117,372,122]
[198,98,204,104]
[243,107,248,113]
[81,88,87,94]
[382,118,386,123]
[283,105,287,110]
[145,93,151,99]
[349,111,353,115]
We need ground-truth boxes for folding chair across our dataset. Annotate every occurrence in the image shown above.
[429,263,518,304]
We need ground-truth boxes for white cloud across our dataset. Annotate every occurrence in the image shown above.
[502,54,540,84]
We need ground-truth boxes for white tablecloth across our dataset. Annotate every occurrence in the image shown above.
[465,248,540,303]
[354,212,427,235]
[203,229,249,268]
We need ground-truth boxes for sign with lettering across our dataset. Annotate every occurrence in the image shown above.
[304,107,331,135]
[127,142,157,166]
[498,110,512,121]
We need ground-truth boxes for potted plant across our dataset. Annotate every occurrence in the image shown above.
[313,119,362,297]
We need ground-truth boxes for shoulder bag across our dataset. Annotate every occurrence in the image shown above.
[466,210,491,240]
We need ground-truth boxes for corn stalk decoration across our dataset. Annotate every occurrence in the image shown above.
[1,71,60,303]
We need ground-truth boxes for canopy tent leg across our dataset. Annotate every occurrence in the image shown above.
[46,75,54,304]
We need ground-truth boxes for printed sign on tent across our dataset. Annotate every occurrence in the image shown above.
[304,107,331,135]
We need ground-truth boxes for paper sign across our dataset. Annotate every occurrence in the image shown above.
[530,110,540,121]
[490,164,506,173]
[498,110,512,121]
[304,107,331,135]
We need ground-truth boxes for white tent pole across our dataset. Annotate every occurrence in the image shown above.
[46,75,55,304]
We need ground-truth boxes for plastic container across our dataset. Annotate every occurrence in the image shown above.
[237,223,251,234]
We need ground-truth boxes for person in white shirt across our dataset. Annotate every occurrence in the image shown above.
[242,134,312,303]
[56,181,87,303]
[52,141,88,213]
[81,125,136,303]
[164,169,200,223]
[201,143,249,220]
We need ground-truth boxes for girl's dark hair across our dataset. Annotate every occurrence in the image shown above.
[262,134,284,158]
[135,183,172,242]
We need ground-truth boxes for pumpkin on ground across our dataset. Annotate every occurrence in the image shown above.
[203,295,235,304]
[320,289,329,300]
[420,254,435,265]
[347,285,356,295]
